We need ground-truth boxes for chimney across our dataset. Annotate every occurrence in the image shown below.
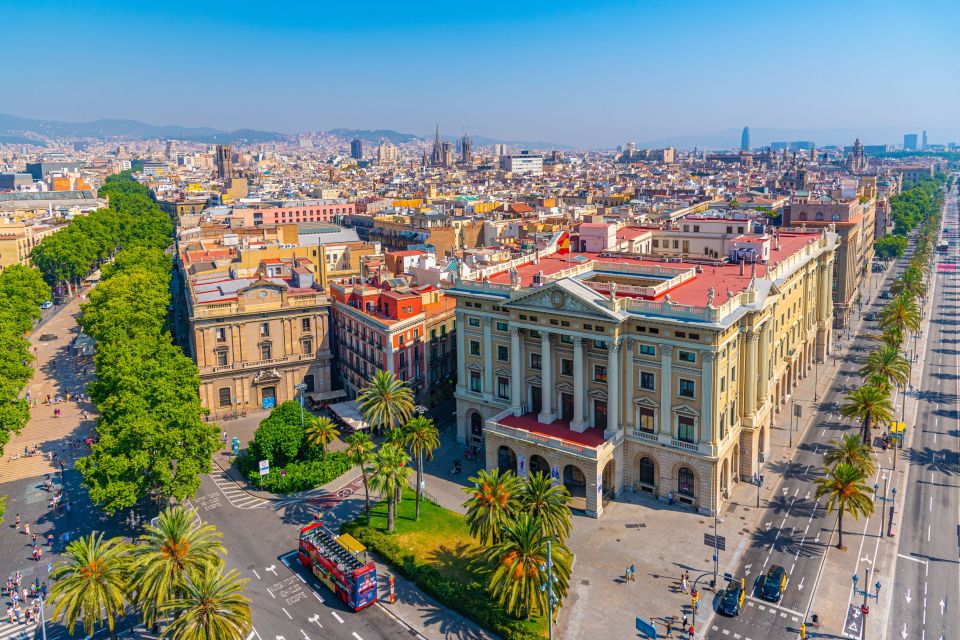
[751,260,757,279]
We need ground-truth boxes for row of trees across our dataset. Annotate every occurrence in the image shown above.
[874,176,945,259]
[63,175,218,513]
[0,265,51,458]
[824,176,944,548]
[49,506,250,640]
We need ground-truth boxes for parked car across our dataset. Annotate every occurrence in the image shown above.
[719,578,746,616]
[760,565,787,602]
[864,312,876,321]
[40,300,53,309]
[879,291,890,299]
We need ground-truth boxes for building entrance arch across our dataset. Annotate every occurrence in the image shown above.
[529,454,550,477]
[497,445,517,474]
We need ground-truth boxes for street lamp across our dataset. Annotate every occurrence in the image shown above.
[851,569,881,640]
[295,382,308,433]
[539,540,558,640]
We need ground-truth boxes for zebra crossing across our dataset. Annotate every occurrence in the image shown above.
[209,470,271,510]
[0,620,39,640]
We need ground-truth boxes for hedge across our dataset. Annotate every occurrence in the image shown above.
[242,452,351,493]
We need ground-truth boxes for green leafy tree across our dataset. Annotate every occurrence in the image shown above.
[814,463,874,549]
[304,416,340,461]
[161,564,252,640]
[520,472,573,543]
[128,506,226,628]
[248,401,307,468]
[357,370,414,433]
[49,533,130,638]
[462,468,523,545]
[403,415,440,520]
[860,344,910,390]
[873,235,908,260]
[824,434,876,478]
[367,444,412,533]
[840,385,894,446]
[345,432,376,522]
[879,294,920,340]
[485,513,571,619]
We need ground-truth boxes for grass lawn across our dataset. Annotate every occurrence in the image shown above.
[354,488,548,639]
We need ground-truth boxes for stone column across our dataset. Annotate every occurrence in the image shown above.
[606,339,620,439]
[482,318,493,401]
[658,345,673,438]
[757,323,770,410]
[624,339,635,432]
[510,328,523,416]
[744,330,759,419]
[386,341,395,376]
[455,312,466,393]
[571,336,587,432]
[538,332,556,424]
[700,351,714,448]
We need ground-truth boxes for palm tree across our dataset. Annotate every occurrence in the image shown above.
[840,385,894,445]
[824,433,877,478]
[161,564,252,640]
[880,293,920,338]
[49,533,130,638]
[881,325,905,350]
[860,344,910,390]
[814,463,874,550]
[892,267,926,302]
[128,506,226,628]
[485,514,571,619]
[462,468,523,545]
[304,416,340,461]
[345,432,376,523]
[367,444,412,533]
[520,472,573,543]
[383,426,405,447]
[357,370,414,434]
[403,415,440,521]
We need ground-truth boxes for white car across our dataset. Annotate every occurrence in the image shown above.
[40,301,53,309]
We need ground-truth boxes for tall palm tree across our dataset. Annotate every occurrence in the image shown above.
[367,444,412,533]
[824,433,877,478]
[892,267,926,302]
[304,416,340,461]
[814,463,874,550]
[860,344,910,390]
[485,513,571,619]
[49,533,130,638]
[840,385,894,445]
[880,293,920,338]
[462,468,523,545]
[403,415,440,521]
[357,370,414,434]
[881,325,905,350]
[383,426,405,447]
[161,564,252,640]
[520,472,573,543]
[345,432,376,523]
[128,506,227,628]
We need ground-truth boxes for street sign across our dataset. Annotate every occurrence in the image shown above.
[635,616,657,639]
[793,403,803,417]
[259,459,270,476]
[842,604,863,638]
[704,533,726,551]
[889,421,906,434]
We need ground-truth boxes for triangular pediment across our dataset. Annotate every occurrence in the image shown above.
[506,280,623,320]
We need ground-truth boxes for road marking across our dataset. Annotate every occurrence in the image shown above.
[252,569,261,580]
[928,525,931,541]
[266,564,277,575]
[352,634,363,640]
[797,576,805,591]
[804,524,809,534]
[266,587,275,599]
[820,429,825,438]
[722,631,730,636]
[307,614,322,628]
[929,496,933,511]
[795,536,805,559]
[331,612,344,624]
[296,574,306,584]
[789,563,795,575]
[282,607,292,620]
[299,630,309,640]
[312,591,323,603]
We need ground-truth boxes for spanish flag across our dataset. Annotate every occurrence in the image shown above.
[557,231,571,254]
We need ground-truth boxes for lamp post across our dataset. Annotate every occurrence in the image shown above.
[295,382,308,433]
[851,569,881,640]
[539,540,558,640]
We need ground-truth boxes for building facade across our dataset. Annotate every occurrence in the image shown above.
[452,229,838,518]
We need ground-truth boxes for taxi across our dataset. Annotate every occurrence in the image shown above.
[719,577,746,616]
[760,565,787,602]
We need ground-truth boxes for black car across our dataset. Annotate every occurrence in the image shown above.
[719,578,745,616]
[760,565,787,602]
[864,311,876,321]
[879,291,890,299]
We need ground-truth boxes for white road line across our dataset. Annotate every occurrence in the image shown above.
[928,525,931,541]
[331,612,344,624]
[789,563,795,575]
[282,607,292,620]
[312,591,324,603]
[252,569,261,580]
[266,587,275,599]
[352,633,363,640]
[296,574,306,584]
[929,496,933,511]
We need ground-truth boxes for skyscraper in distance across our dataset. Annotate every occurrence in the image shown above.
[740,127,751,152]
[215,144,232,179]
[903,133,919,150]
[921,130,928,150]
[350,139,363,160]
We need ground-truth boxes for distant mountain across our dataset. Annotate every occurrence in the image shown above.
[0,113,286,144]
[639,126,960,150]
[0,133,46,147]
[325,127,571,150]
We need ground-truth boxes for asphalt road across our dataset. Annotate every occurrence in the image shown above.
[885,182,960,640]
[705,233,919,639]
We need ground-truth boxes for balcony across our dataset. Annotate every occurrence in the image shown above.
[631,428,658,443]
[670,438,699,452]
[486,409,620,461]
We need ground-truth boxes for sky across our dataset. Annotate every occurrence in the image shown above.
[2,0,959,147]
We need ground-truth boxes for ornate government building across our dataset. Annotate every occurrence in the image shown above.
[452,227,838,517]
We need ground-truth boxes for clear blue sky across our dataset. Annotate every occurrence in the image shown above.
[2,0,958,147]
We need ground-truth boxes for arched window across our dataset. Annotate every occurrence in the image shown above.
[678,467,695,496]
[798,213,807,221]
[638,457,656,486]
[815,212,824,221]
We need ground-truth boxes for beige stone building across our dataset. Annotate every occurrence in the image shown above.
[185,259,333,416]
[452,227,838,517]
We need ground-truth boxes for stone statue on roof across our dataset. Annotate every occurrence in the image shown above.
[509,266,520,288]
[609,282,618,301]
[706,287,715,307]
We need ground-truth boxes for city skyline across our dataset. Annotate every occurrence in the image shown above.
[3,0,958,147]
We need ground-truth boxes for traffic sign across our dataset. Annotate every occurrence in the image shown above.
[704,533,727,551]
[259,459,270,476]
[635,616,657,639]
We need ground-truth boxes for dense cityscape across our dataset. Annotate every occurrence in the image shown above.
[1,4,958,640]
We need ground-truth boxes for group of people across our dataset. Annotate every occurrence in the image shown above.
[2,573,46,626]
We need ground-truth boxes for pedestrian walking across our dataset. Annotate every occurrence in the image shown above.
[47,533,54,547]
[625,567,631,583]
[665,619,673,638]
[680,574,688,593]
[668,491,674,506]
[14,514,20,529]
[22,522,30,536]
[40,583,46,599]
[688,625,695,638]
[682,614,688,629]
[630,563,636,582]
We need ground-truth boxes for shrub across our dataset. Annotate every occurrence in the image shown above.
[249,453,350,493]
[247,401,305,468]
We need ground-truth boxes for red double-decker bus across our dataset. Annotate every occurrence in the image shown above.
[298,523,378,611]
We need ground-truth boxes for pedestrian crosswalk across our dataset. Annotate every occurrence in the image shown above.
[209,471,270,510]
[0,620,38,640]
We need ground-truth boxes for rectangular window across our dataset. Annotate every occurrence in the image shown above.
[260,343,272,360]
[561,359,574,376]
[497,345,509,361]
[468,317,480,327]
[638,407,655,433]
[496,321,508,331]
[730,366,737,381]
[639,344,656,356]
[678,350,697,363]
[678,415,695,443]
[719,376,726,392]
[469,370,482,393]
[679,378,695,398]
[497,376,510,399]
[560,334,573,344]
[640,371,655,390]
[530,353,542,370]
[470,340,481,356]
[594,365,607,382]
[218,387,232,408]
[215,327,227,342]
[301,318,311,332]
[594,339,606,349]
[260,322,270,337]
[216,350,228,366]
[302,338,313,355]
